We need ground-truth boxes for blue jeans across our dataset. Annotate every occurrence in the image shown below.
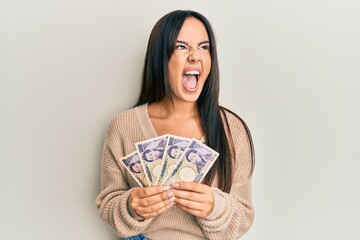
[123,234,151,240]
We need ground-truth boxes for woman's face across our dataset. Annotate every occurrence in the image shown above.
[132,162,142,173]
[167,17,211,103]
[170,148,182,159]
[145,150,161,161]
[187,152,202,163]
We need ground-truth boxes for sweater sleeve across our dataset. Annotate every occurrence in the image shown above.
[95,118,153,237]
[196,114,255,239]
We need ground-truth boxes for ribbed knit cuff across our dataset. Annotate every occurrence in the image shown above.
[204,188,226,221]
[127,194,145,221]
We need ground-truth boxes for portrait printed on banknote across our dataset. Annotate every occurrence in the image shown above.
[136,135,168,186]
[120,151,148,187]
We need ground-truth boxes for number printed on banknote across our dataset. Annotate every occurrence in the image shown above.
[120,151,148,187]
[135,135,168,186]
[163,139,219,184]
[156,135,191,185]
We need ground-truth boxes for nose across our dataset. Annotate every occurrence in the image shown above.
[188,49,201,63]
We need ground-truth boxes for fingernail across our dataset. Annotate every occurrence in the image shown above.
[162,185,170,191]
[171,183,180,188]
[166,191,174,198]
[168,196,175,203]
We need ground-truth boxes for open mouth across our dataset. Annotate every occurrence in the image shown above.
[182,70,200,92]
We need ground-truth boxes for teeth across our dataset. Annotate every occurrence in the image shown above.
[185,70,200,75]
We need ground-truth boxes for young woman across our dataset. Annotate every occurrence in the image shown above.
[96,10,255,240]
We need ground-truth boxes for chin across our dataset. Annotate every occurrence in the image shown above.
[181,94,201,103]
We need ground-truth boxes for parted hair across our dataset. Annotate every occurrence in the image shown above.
[135,10,254,193]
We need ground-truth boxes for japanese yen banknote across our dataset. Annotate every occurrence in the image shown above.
[156,135,191,185]
[121,134,219,187]
[119,151,148,187]
[135,135,168,186]
[162,139,219,184]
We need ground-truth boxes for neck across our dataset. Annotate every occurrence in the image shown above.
[154,97,198,119]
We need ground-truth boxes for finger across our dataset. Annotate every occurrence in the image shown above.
[136,195,175,218]
[142,202,174,219]
[132,185,171,199]
[172,189,203,202]
[175,203,205,218]
[137,190,174,207]
[174,197,203,210]
[171,182,209,193]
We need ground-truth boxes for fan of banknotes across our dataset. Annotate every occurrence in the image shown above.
[120,134,219,187]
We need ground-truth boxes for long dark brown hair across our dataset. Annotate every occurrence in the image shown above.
[135,10,254,193]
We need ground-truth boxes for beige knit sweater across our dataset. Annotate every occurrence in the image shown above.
[96,104,254,239]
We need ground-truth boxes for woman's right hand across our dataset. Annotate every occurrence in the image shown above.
[130,185,175,219]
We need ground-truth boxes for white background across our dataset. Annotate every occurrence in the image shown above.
[1,1,359,239]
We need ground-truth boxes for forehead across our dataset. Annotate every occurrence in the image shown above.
[177,17,209,41]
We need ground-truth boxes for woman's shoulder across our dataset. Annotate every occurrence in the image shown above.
[105,104,146,137]
[220,106,255,171]
[220,106,250,133]
[110,104,146,125]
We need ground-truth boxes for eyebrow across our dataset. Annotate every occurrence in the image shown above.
[176,40,210,46]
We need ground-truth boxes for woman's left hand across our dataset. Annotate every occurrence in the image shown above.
[171,182,214,218]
